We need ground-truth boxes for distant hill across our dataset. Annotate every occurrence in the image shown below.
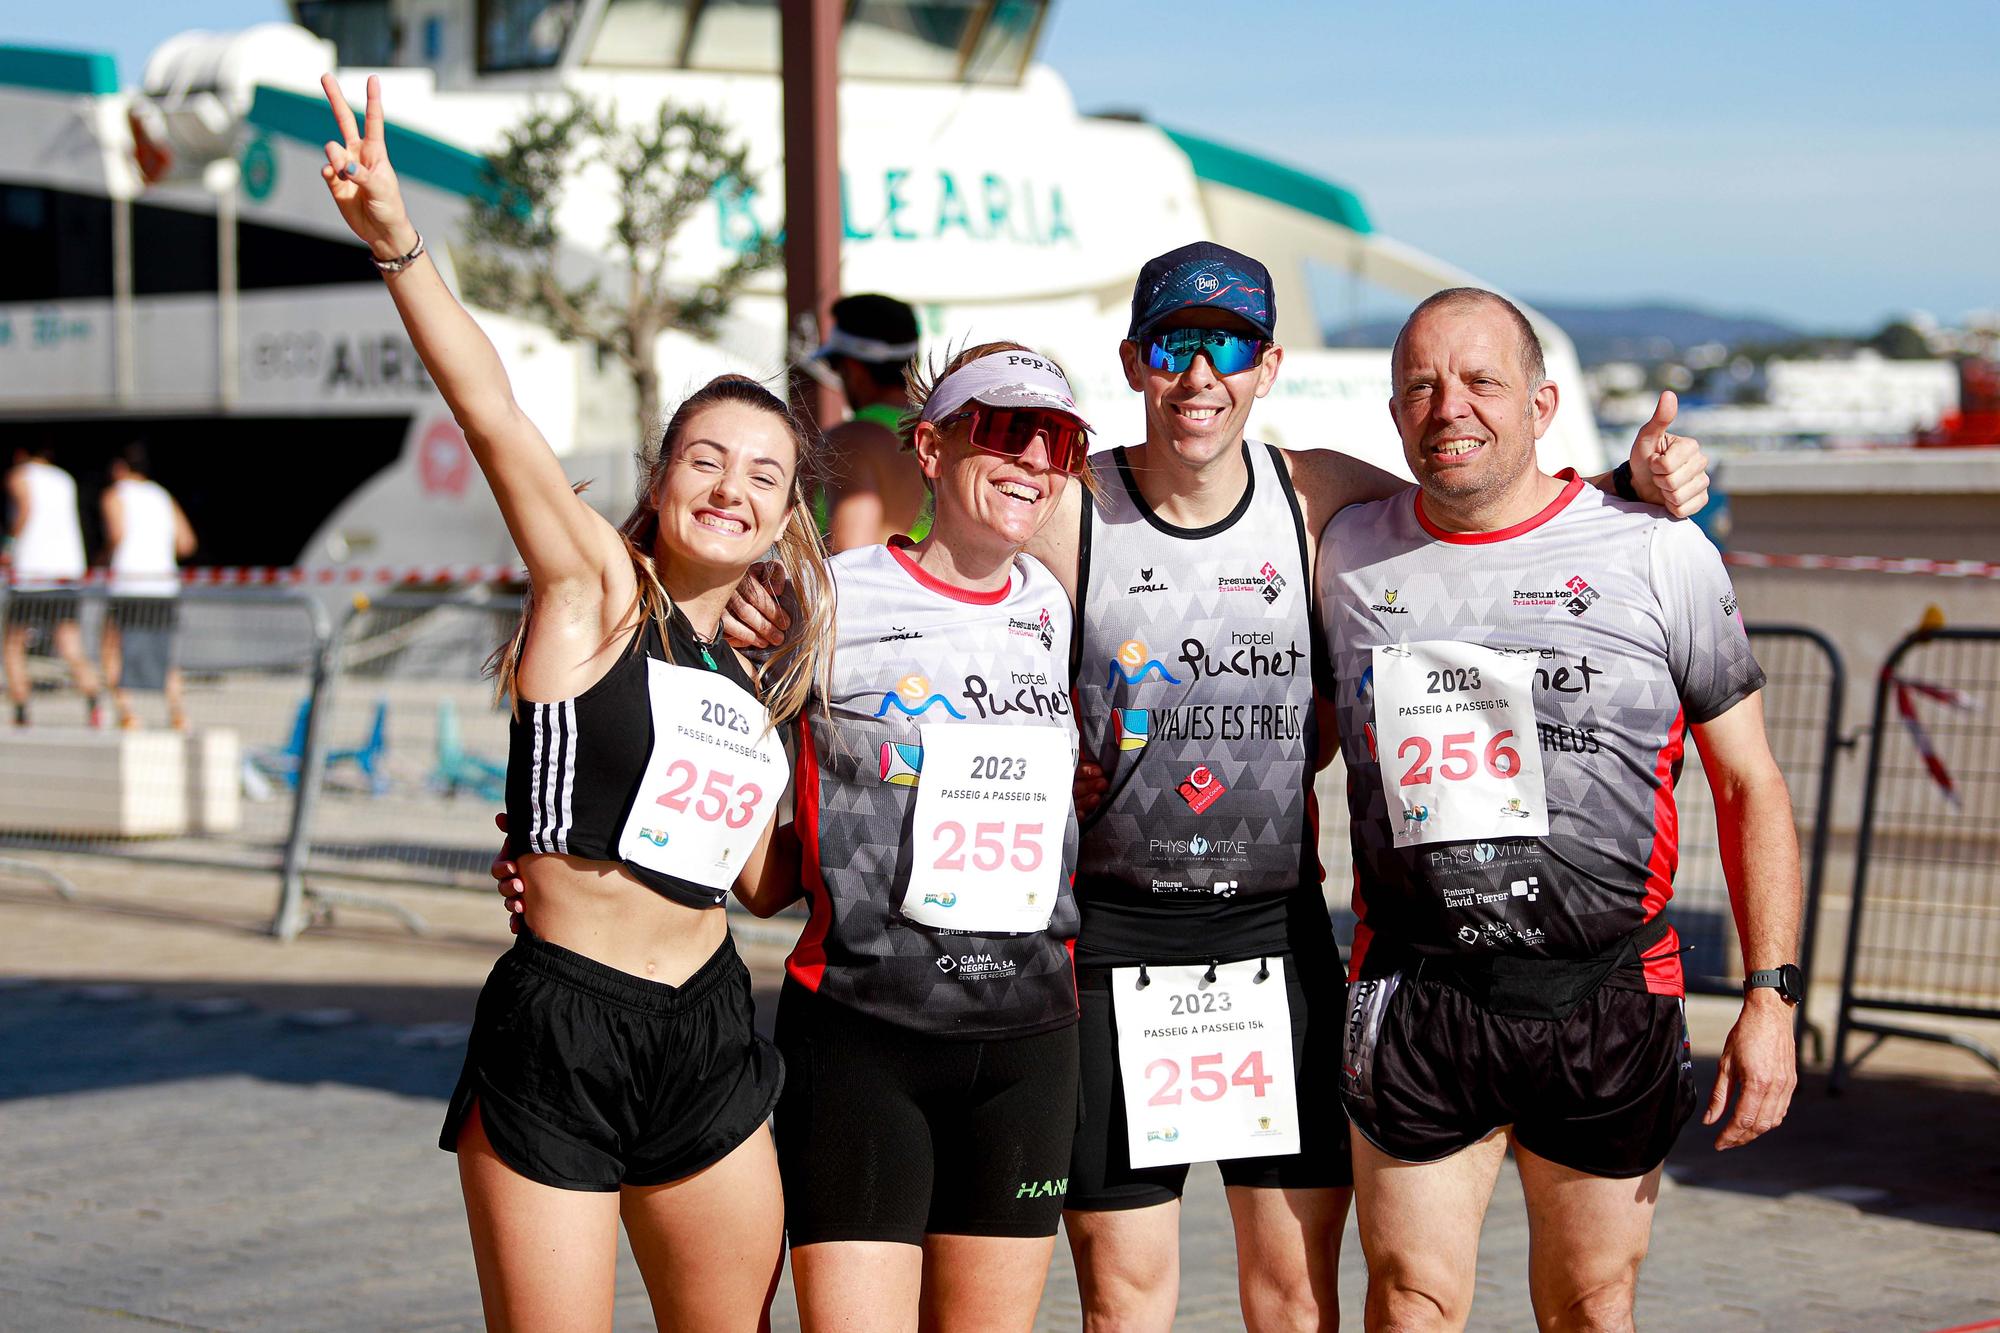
[1321,301,1808,365]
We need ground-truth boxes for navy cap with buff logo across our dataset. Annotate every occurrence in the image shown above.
[1128,241,1276,341]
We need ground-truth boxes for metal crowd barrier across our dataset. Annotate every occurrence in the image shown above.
[1670,627,1846,1053]
[269,590,521,939]
[1832,626,2000,1089]
[0,585,330,898]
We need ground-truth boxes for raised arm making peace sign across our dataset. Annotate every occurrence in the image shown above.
[314,71,838,1331]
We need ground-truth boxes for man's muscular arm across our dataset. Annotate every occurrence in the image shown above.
[1022,476,1085,610]
[1690,691,1803,1150]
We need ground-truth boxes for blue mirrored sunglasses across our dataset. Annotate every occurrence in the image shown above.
[1143,327,1268,376]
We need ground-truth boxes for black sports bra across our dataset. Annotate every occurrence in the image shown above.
[505,608,761,910]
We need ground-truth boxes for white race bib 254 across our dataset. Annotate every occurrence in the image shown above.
[1112,959,1300,1167]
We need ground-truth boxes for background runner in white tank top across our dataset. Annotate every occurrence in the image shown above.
[107,477,181,597]
[790,539,1082,1037]
[1317,470,1764,996]
[12,460,86,590]
[1072,440,1328,967]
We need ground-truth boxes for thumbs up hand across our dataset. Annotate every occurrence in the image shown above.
[1624,391,1710,518]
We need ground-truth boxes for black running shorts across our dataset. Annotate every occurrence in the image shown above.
[440,927,782,1191]
[4,590,80,627]
[106,596,179,632]
[1066,955,1352,1212]
[774,980,1080,1246]
[1342,962,1697,1179]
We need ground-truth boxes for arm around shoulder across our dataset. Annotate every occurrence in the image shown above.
[1282,446,1407,541]
[1023,477,1085,610]
[733,818,804,917]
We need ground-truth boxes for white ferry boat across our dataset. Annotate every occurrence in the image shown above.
[0,2,1605,572]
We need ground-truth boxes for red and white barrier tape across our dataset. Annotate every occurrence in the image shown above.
[1723,552,2000,580]
[6,566,524,587]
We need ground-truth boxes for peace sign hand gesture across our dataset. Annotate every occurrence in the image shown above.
[318,73,419,264]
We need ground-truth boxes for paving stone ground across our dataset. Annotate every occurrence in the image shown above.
[3,857,1998,1331]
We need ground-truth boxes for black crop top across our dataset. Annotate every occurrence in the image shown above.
[505,607,762,910]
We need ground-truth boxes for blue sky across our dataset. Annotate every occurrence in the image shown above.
[11,1,1996,332]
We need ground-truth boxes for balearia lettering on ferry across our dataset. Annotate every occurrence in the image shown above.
[1177,632,1306,683]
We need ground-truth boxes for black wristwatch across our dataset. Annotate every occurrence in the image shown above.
[1744,963,1804,1005]
[1610,460,1640,501]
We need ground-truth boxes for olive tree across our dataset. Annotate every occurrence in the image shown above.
[459,95,782,449]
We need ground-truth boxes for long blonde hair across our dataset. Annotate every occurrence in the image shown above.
[492,375,835,726]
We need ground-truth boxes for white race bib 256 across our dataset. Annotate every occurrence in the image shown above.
[1370,641,1548,847]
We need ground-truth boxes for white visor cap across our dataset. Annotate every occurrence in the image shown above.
[919,351,1094,432]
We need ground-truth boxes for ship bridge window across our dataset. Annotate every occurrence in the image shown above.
[479,0,583,71]
[682,0,783,73]
[961,0,1043,84]
[0,185,112,302]
[585,0,695,68]
[840,1,978,79]
[577,0,1046,79]
[841,0,1043,83]
[297,1,399,67]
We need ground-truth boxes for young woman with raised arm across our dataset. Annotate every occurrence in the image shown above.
[317,75,833,1331]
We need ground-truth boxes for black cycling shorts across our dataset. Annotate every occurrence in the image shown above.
[440,927,782,1191]
[1066,954,1352,1212]
[774,980,1080,1246]
[1342,963,1697,1179]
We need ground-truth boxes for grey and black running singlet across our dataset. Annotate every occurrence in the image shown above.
[1072,441,1329,967]
[789,539,1081,1037]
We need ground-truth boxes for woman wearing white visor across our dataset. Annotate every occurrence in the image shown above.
[748,344,1094,1331]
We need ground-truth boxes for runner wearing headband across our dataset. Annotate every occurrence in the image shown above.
[810,294,933,550]
[760,343,1093,1331]
[315,75,835,1330]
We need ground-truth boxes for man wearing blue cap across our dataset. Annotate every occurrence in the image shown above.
[1041,241,1708,1331]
